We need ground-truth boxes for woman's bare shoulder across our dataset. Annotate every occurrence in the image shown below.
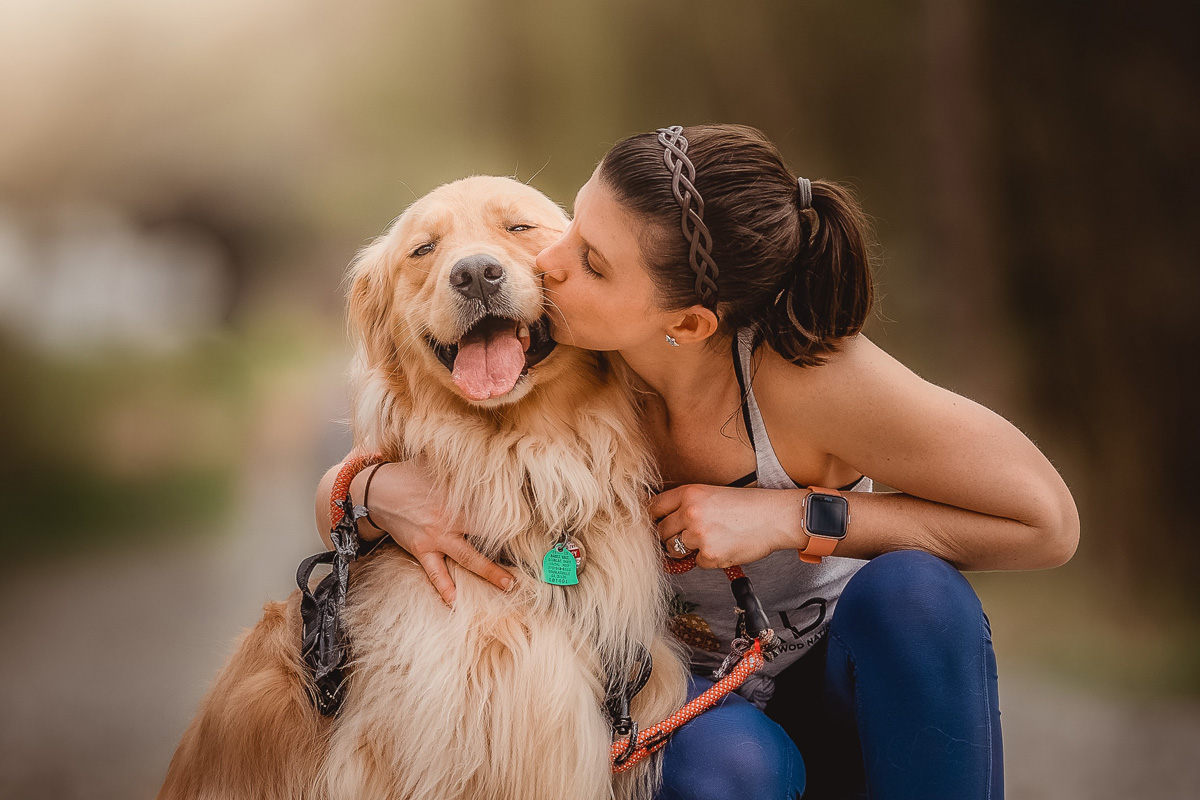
[757,333,1071,523]
[754,333,914,411]
[753,332,951,473]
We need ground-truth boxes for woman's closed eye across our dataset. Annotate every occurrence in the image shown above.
[580,249,601,277]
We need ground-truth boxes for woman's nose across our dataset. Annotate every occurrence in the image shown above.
[536,245,567,284]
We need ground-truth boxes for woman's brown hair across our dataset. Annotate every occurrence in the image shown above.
[598,124,875,367]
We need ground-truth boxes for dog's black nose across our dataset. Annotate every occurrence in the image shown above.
[450,255,506,306]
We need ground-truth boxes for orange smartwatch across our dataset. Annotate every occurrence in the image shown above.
[798,486,850,564]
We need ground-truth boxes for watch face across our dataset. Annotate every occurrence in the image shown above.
[805,493,849,539]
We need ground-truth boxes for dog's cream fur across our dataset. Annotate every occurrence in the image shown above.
[159,176,689,800]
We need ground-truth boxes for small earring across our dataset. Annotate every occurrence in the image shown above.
[665,334,680,347]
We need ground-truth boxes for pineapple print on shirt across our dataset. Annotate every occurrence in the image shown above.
[667,593,723,652]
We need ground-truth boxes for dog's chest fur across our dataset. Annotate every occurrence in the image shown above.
[326,355,674,799]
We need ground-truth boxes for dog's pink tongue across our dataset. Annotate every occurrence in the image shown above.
[452,330,525,400]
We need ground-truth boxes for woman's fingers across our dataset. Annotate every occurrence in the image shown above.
[414,532,516,607]
[655,511,697,561]
[447,537,516,593]
[416,551,457,607]
[647,484,687,521]
[655,510,686,544]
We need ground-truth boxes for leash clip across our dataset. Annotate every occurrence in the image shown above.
[712,635,754,680]
[611,721,640,768]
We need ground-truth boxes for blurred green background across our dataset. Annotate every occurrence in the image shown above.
[1,1,1196,797]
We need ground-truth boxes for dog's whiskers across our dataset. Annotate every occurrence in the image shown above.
[537,290,578,344]
[396,179,418,201]
[391,331,427,372]
[524,156,552,186]
[395,322,426,353]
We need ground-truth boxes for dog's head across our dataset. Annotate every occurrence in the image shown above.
[347,176,571,411]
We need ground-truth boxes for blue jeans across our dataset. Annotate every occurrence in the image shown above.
[656,550,1003,800]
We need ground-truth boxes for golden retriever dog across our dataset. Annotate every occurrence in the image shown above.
[158,175,689,800]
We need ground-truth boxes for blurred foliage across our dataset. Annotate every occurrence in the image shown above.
[0,330,252,558]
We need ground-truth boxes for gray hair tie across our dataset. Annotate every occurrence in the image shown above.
[797,176,812,209]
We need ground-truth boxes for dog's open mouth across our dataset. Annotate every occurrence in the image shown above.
[425,314,557,401]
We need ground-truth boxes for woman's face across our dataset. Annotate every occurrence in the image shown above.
[537,174,669,352]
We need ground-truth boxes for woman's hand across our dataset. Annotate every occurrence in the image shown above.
[648,484,804,568]
[318,456,515,607]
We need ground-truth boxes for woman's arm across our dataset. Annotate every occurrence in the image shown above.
[651,335,1079,572]
[769,334,1079,570]
[314,455,516,604]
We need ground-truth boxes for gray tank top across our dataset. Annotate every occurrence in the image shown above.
[665,327,871,708]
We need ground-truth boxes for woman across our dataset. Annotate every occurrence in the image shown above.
[315,124,1078,799]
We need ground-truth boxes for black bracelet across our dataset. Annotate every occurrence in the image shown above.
[361,462,389,534]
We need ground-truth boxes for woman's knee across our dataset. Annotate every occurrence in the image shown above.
[831,549,985,651]
[824,553,1003,795]
[658,678,806,800]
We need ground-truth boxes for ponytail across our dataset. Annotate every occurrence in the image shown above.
[599,124,876,367]
[758,179,875,367]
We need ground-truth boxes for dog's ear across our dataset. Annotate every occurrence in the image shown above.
[345,233,401,369]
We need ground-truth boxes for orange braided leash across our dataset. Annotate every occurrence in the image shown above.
[610,640,766,773]
[661,550,745,581]
[608,554,775,771]
[330,453,385,522]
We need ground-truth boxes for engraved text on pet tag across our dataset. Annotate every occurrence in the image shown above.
[542,534,579,586]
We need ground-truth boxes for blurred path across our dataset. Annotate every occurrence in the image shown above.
[0,348,351,800]
[1,352,1198,799]
[1000,669,1200,799]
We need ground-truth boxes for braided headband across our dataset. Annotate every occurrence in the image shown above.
[657,126,719,309]
[656,126,816,308]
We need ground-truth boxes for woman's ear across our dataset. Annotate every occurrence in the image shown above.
[345,232,401,370]
[666,305,721,345]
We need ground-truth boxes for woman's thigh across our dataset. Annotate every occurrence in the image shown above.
[656,673,806,800]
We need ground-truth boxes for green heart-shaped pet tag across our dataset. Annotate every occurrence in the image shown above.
[542,543,579,586]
